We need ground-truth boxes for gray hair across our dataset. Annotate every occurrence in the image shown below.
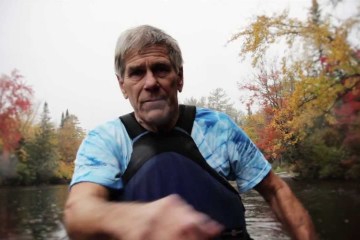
[114,25,183,78]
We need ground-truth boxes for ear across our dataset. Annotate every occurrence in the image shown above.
[116,74,128,99]
[177,67,184,93]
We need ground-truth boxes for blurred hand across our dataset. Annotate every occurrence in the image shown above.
[105,194,224,240]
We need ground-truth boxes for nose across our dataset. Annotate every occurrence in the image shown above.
[143,70,159,90]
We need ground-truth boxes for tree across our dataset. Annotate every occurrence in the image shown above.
[183,96,207,108]
[230,0,360,178]
[14,102,41,185]
[0,70,33,184]
[238,60,298,161]
[60,112,65,128]
[183,88,244,125]
[0,70,33,152]
[21,102,59,183]
[238,60,290,111]
[57,111,85,181]
[207,88,244,124]
[207,88,232,112]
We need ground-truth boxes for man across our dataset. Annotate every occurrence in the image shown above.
[64,25,317,240]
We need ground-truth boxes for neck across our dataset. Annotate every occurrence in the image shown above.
[135,108,180,133]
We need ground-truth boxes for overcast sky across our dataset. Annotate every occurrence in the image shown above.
[0,0,357,131]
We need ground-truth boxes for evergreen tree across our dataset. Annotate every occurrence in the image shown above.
[183,96,207,108]
[25,102,58,183]
[60,112,65,128]
[183,88,244,126]
[207,88,243,124]
[207,88,233,112]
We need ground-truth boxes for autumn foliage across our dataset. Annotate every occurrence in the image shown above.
[0,70,33,151]
[233,1,360,179]
[0,70,85,185]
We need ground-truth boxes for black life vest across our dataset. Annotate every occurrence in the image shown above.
[117,105,251,239]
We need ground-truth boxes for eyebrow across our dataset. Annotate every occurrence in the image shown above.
[127,60,172,72]
[127,63,146,72]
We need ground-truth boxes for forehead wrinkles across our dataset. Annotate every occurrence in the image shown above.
[126,57,171,70]
[125,46,170,66]
[125,55,171,71]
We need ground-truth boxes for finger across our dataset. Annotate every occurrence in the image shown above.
[196,215,224,237]
[178,213,223,240]
[199,218,224,237]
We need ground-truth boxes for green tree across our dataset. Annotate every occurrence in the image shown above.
[20,102,59,184]
[60,112,65,128]
[183,88,244,125]
[14,103,40,185]
[207,88,243,125]
[207,88,232,112]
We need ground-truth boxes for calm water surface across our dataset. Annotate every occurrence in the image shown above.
[0,185,68,240]
[243,178,360,240]
[0,178,359,240]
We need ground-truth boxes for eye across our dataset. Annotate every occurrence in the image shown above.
[153,64,171,77]
[128,68,145,81]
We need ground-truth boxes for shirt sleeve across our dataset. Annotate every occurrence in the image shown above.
[70,120,129,190]
[226,115,271,193]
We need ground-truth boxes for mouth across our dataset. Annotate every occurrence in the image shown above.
[141,98,167,109]
[142,97,165,103]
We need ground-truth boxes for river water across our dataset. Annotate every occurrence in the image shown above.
[0,178,359,240]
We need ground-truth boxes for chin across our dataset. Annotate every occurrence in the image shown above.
[140,106,177,127]
[144,109,171,125]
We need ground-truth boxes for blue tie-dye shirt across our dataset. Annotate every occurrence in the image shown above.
[70,107,271,194]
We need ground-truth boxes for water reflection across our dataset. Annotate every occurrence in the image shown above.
[242,192,290,240]
[0,185,68,240]
[286,179,360,240]
[0,179,359,239]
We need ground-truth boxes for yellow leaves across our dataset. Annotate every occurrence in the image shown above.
[344,75,360,88]
[305,20,332,46]
[242,112,266,142]
[55,161,74,180]
[331,34,350,61]
[230,2,359,74]
[235,1,360,165]
[57,115,85,168]
[263,70,345,145]
[252,16,269,45]
[230,11,305,67]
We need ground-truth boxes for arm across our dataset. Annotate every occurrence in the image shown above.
[255,171,317,240]
[64,182,223,240]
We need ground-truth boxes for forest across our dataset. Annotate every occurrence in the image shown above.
[0,70,85,185]
[0,0,359,185]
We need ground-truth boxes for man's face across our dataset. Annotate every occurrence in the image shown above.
[118,45,183,131]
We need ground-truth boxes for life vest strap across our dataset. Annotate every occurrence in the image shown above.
[119,104,196,140]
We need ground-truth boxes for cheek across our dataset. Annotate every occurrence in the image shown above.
[164,78,179,92]
[171,80,181,95]
[123,85,139,105]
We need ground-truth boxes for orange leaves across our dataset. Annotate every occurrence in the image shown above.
[0,70,32,116]
[256,124,284,160]
[238,62,287,111]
